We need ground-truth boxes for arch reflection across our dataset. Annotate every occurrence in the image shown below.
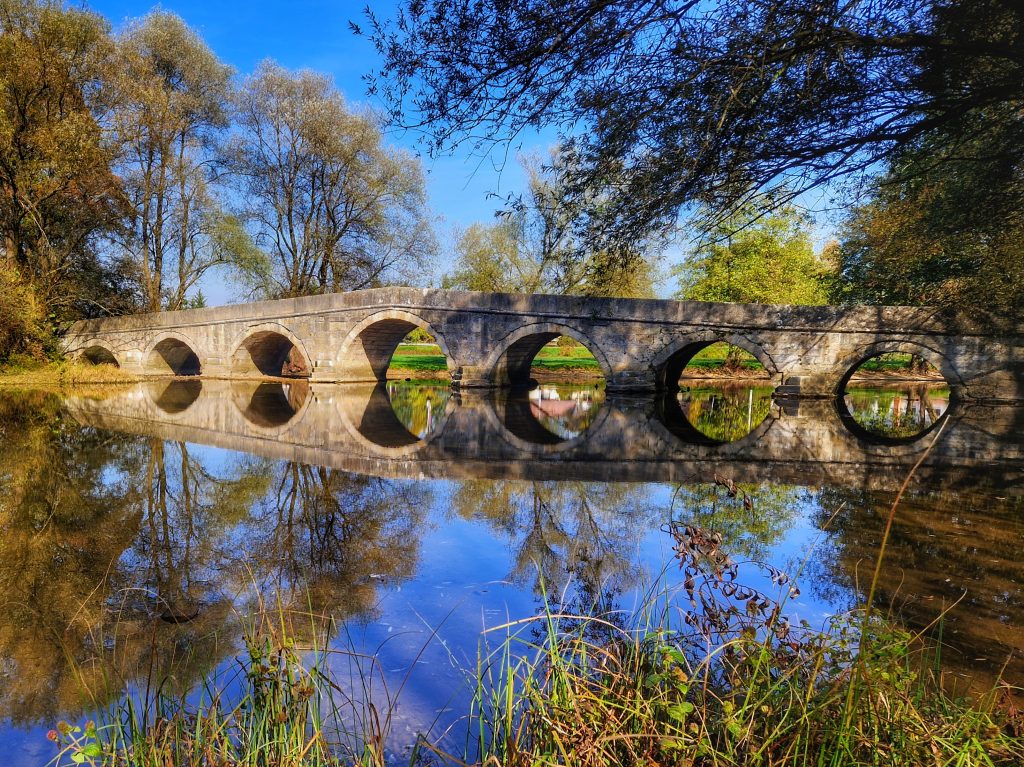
[236,381,310,429]
[385,382,452,440]
[337,383,452,451]
[660,384,774,445]
[496,384,605,446]
[839,383,952,444]
[148,380,203,415]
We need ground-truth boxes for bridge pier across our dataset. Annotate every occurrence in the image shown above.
[605,369,661,394]
[449,365,493,389]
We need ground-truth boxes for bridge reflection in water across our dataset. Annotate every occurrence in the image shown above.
[1,381,1020,754]
[64,379,1024,494]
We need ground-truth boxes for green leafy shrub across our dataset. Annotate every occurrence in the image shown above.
[0,266,50,363]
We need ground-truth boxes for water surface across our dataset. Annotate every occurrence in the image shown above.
[0,380,1021,764]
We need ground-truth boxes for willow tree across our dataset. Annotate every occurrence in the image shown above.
[228,62,434,298]
[366,0,1024,310]
[110,11,238,312]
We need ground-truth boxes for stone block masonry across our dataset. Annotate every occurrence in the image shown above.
[62,287,1024,401]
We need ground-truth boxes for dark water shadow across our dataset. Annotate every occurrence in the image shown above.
[148,380,203,415]
[351,385,423,449]
[238,381,310,429]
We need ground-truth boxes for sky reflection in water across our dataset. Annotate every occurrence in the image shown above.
[0,382,1020,765]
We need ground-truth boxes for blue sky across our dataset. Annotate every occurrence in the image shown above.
[85,0,541,302]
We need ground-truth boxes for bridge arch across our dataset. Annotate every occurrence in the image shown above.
[485,322,613,387]
[144,332,203,376]
[651,332,779,391]
[230,323,312,379]
[336,310,454,383]
[77,341,121,367]
[832,339,964,396]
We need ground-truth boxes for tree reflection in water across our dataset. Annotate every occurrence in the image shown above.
[237,461,429,620]
[385,381,452,438]
[668,481,807,562]
[449,480,656,597]
[676,384,774,442]
[0,391,430,725]
[842,384,950,439]
[810,487,1024,693]
[1,383,1022,748]
[0,392,142,723]
[128,439,269,626]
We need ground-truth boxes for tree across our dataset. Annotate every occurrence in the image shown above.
[445,219,528,293]
[227,62,434,298]
[110,11,238,312]
[366,0,1024,263]
[0,0,125,318]
[835,125,1024,317]
[445,153,658,297]
[674,206,830,305]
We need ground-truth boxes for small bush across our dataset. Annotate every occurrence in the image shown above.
[0,266,51,363]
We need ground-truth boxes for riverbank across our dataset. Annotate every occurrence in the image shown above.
[0,360,138,390]
[47,521,1023,767]
[389,343,944,385]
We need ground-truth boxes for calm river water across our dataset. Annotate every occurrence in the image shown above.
[0,379,1021,764]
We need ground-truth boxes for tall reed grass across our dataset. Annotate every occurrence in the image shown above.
[49,606,407,766]
[452,521,1023,767]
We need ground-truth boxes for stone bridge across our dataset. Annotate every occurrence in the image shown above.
[61,288,1024,400]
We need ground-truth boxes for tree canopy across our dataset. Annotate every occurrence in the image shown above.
[444,153,657,298]
[0,0,125,318]
[835,119,1024,317]
[111,11,236,311]
[228,62,435,299]
[367,0,1024,301]
[675,206,830,305]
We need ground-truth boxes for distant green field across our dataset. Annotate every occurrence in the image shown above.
[389,341,766,374]
[856,352,930,372]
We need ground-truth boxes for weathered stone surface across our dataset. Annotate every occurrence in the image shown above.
[61,287,1024,400]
